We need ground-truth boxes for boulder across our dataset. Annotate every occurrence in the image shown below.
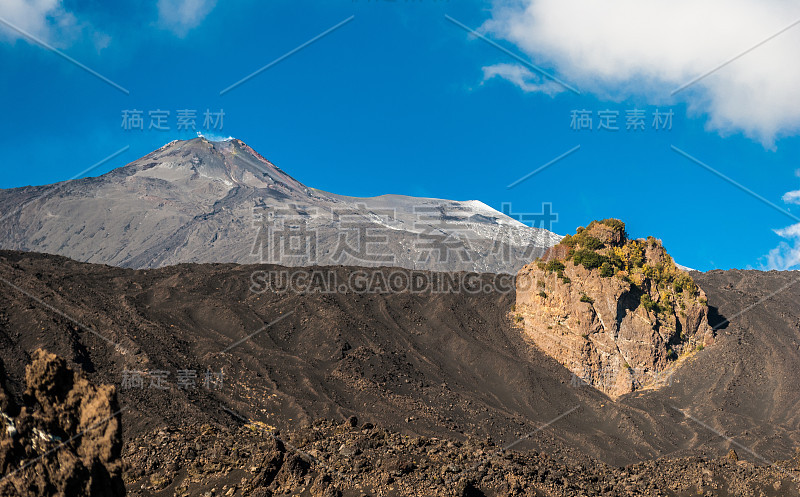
[0,349,125,496]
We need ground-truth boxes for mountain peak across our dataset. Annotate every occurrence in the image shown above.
[129,137,309,196]
[0,139,560,272]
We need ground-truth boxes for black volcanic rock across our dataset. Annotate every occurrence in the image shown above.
[1,250,800,475]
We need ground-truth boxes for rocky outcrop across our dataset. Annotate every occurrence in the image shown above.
[0,349,124,496]
[515,220,715,398]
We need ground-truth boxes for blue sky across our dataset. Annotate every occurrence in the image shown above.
[1,0,799,271]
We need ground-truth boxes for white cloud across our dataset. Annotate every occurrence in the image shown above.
[764,184,800,270]
[0,0,95,47]
[156,0,217,37]
[485,0,800,146]
[783,190,800,205]
[765,222,800,270]
[482,63,565,96]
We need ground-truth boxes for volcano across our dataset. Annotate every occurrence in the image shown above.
[0,137,560,273]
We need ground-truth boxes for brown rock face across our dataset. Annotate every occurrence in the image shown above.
[0,349,124,496]
[515,220,714,398]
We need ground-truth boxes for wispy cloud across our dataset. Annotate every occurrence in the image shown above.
[783,190,800,205]
[156,0,217,37]
[766,176,800,269]
[482,63,565,96]
[782,171,800,205]
[765,223,800,270]
[0,0,106,49]
[485,0,800,147]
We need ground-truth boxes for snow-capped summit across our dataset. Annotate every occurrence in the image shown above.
[0,138,560,273]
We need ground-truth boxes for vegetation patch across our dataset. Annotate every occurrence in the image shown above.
[536,218,706,323]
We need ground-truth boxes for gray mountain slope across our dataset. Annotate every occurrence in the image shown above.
[0,137,561,273]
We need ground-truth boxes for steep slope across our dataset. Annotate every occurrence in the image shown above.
[0,138,560,273]
[1,250,800,474]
